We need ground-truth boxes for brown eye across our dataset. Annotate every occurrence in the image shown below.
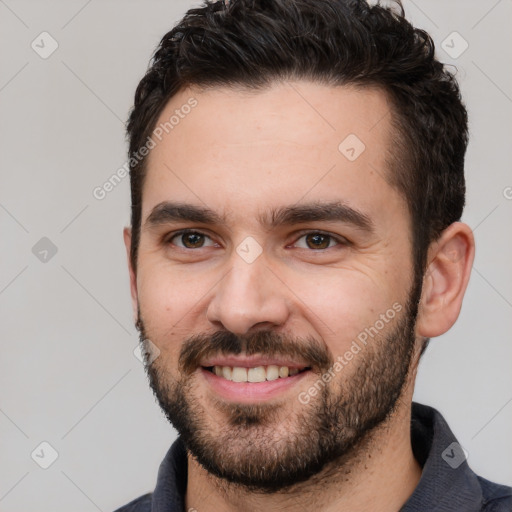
[182,233,204,248]
[305,233,331,249]
[169,231,214,249]
[293,232,343,250]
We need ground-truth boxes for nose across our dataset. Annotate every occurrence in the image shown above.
[206,253,290,335]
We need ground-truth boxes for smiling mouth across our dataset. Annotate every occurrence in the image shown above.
[203,365,311,383]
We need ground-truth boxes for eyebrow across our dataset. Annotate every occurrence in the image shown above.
[144,200,374,233]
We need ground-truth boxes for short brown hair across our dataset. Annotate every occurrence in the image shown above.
[126,0,468,284]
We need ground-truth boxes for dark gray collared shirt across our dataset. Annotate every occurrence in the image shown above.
[114,403,512,511]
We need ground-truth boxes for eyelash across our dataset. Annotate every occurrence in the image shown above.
[165,229,349,250]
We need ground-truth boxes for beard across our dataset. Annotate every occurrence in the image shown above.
[138,284,421,492]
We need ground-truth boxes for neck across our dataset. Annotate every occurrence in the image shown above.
[186,389,422,512]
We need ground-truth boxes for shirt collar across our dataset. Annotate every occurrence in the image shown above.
[151,436,187,512]
[401,402,483,511]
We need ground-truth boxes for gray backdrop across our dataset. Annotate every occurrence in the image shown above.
[1,1,511,511]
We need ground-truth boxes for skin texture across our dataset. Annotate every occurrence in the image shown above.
[123,80,475,511]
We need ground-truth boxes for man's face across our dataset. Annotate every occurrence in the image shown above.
[130,81,420,489]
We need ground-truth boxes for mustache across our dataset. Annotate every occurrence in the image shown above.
[179,330,333,375]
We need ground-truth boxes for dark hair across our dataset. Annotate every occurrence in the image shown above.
[126,0,468,287]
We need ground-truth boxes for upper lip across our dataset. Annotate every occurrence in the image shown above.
[200,354,310,369]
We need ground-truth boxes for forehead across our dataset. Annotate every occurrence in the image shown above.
[142,81,404,227]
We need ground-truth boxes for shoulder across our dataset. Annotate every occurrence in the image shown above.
[112,492,152,512]
[479,476,512,511]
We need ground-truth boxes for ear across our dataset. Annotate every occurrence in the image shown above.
[123,227,139,324]
[416,222,475,338]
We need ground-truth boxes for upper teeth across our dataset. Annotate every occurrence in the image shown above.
[212,365,301,383]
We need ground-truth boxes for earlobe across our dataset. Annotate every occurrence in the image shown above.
[416,222,475,338]
[123,227,139,324]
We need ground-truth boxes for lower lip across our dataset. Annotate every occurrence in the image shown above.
[200,367,311,403]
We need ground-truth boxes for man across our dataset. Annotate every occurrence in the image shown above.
[115,0,512,510]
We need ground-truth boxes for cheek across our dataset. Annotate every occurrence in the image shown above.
[137,269,175,319]
[137,253,210,311]
[285,267,405,356]
[135,263,203,353]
